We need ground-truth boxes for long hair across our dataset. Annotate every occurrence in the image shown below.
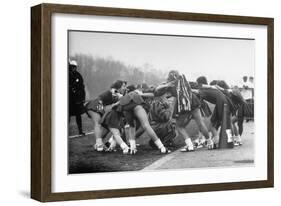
[196,76,208,85]
[210,80,230,89]
[167,70,180,82]
[111,80,127,90]
[210,80,218,86]
[217,80,230,89]
[126,84,137,93]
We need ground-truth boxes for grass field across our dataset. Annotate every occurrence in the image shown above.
[68,113,211,174]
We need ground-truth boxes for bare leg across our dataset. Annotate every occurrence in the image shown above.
[232,116,239,136]
[176,120,194,152]
[134,105,169,153]
[128,126,137,154]
[135,127,145,138]
[129,126,136,141]
[134,105,159,141]
[101,129,110,139]
[109,128,129,154]
[106,135,117,151]
[232,116,242,145]
[176,123,190,140]
[88,111,103,151]
[123,124,137,154]
[192,108,215,149]
[237,116,244,136]
[192,108,210,139]
[210,126,218,139]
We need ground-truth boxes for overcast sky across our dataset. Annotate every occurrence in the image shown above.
[69,31,255,86]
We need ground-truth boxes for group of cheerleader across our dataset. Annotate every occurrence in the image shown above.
[84,70,250,155]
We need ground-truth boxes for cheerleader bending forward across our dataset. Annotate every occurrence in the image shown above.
[85,80,127,151]
[105,86,171,154]
[195,76,235,148]
[155,70,215,152]
[210,80,250,146]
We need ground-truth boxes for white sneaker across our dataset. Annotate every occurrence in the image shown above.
[160,147,171,154]
[180,145,195,152]
[234,136,243,146]
[129,140,137,155]
[106,136,117,152]
[105,146,117,152]
[198,138,206,148]
[130,148,137,155]
[180,143,195,152]
[181,138,194,152]
[213,136,219,144]
[94,143,105,152]
[193,138,203,149]
[206,139,214,150]
[122,147,129,154]
[212,136,219,149]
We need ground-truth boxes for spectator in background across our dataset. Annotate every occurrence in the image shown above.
[248,76,254,88]
[239,76,254,122]
[240,76,252,100]
[242,76,248,86]
[69,60,86,136]
[248,76,254,98]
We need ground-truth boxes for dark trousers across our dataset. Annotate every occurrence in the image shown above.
[69,114,83,134]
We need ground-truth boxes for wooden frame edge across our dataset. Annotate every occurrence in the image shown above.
[267,19,274,187]
[42,180,272,202]
[31,3,274,202]
[42,3,274,25]
[31,4,43,201]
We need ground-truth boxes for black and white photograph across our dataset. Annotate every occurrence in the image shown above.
[29,3,274,202]
[68,30,255,174]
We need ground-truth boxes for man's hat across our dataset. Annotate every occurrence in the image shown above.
[69,60,78,67]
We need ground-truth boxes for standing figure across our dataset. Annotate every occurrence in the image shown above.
[69,60,86,136]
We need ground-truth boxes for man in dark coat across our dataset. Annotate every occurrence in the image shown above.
[69,60,86,135]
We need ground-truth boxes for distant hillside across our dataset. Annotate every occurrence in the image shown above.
[70,54,166,99]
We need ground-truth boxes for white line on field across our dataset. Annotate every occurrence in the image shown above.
[68,131,95,139]
[141,148,182,171]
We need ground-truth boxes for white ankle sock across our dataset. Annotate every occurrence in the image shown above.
[226,129,233,143]
[185,138,194,149]
[154,139,164,149]
[96,138,103,146]
[129,139,136,149]
[120,142,129,150]
[109,136,116,148]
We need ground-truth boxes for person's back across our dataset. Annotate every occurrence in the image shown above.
[148,94,176,148]
[198,87,225,104]
[69,70,85,104]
